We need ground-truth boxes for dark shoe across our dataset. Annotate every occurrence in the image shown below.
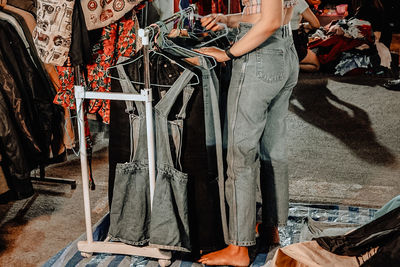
[383,79,400,91]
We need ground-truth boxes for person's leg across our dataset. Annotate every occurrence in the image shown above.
[199,44,290,266]
[258,84,294,245]
[258,41,298,250]
[300,49,320,72]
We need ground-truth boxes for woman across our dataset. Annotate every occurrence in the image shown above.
[290,0,321,72]
[195,0,299,265]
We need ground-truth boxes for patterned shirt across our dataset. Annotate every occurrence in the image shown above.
[242,0,299,15]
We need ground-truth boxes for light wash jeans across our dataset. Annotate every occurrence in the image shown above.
[109,66,195,252]
[225,23,299,246]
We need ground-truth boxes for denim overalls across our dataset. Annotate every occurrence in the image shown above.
[225,23,299,246]
[108,61,195,252]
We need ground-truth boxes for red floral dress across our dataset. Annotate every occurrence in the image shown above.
[54,15,137,124]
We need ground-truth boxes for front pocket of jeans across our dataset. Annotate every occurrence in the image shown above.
[255,49,285,83]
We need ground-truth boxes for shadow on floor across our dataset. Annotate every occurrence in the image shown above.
[0,194,39,254]
[290,78,397,166]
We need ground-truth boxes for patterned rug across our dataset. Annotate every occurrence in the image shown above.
[43,203,377,267]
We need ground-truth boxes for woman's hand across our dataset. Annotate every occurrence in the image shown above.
[201,13,227,31]
[194,46,230,62]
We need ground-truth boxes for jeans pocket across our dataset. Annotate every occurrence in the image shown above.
[255,48,285,83]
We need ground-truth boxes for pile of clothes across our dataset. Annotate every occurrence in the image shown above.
[309,18,392,76]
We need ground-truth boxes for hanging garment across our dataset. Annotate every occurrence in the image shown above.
[4,0,37,17]
[0,19,64,194]
[190,0,241,15]
[80,0,142,30]
[54,14,138,124]
[0,84,32,190]
[109,67,194,252]
[69,0,92,66]
[0,157,9,195]
[33,0,75,66]
[3,5,65,97]
[108,52,225,254]
[0,21,44,166]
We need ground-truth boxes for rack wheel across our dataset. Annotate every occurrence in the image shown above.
[158,259,171,267]
[81,252,92,258]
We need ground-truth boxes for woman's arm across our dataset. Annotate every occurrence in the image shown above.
[196,0,283,62]
[301,8,320,28]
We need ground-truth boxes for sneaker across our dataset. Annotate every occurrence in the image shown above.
[383,79,400,91]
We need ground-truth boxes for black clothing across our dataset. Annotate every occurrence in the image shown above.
[315,206,400,266]
[354,5,384,32]
[108,52,226,256]
[292,29,308,62]
[0,19,63,196]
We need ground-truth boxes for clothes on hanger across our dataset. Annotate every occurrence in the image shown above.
[4,0,37,18]
[108,50,227,254]
[33,0,75,66]
[80,0,151,30]
[0,155,9,195]
[0,16,64,198]
[109,62,195,251]
[55,13,139,124]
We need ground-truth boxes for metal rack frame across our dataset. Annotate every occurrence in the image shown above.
[74,29,172,266]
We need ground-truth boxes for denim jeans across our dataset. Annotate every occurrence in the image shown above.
[109,66,195,252]
[225,23,299,246]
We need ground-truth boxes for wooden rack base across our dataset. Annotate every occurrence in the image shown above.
[77,241,172,266]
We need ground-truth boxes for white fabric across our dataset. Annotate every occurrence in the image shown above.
[343,18,371,39]
[375,41,392,68]
[152,0,173,20]
[81,0,141,30]
[290,0,309,30]
[34,0,75,66]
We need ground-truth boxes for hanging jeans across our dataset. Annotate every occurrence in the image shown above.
[108,65,195,252]
[225,23,299,246]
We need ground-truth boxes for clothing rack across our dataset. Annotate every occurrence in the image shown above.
[74,5,197,265]
[30,61,82,190]
[30,165,77,189]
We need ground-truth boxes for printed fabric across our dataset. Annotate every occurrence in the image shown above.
[54,15,137,124]
[33,0,75,66]
[194,0,241,16]
[80,0,142,30]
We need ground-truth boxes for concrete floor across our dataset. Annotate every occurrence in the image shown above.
[0,73,399,266]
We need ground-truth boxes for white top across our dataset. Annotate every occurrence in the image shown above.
[290,0,310,30]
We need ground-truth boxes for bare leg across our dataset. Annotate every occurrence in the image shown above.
[300,49,320,72]
[198,245,250,266]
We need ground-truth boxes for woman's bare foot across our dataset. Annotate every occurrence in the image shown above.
[198,244,250,266]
